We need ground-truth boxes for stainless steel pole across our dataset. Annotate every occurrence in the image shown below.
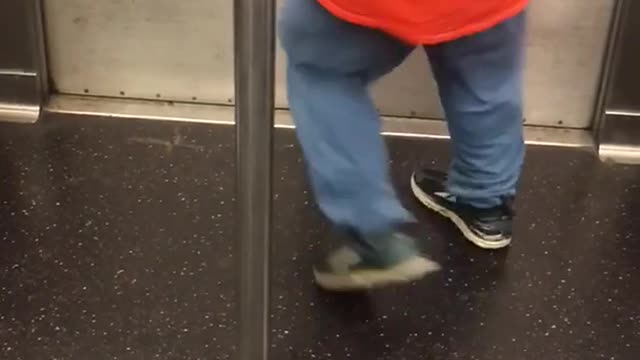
[234,0,275,358]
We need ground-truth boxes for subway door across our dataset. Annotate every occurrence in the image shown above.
[44,0,614,128]
[43,0,440,118]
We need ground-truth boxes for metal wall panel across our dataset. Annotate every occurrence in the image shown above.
[0,0,46,123]
[605,0,640,112]
[0,1,36,70]
[597,0,640,163]
[45,0,614,128]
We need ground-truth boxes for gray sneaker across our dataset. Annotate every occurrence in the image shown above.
[313,232,441,291]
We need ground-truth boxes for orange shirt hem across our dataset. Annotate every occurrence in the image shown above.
[316,0,528,45]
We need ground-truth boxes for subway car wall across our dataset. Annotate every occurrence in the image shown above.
[41,0,615,128]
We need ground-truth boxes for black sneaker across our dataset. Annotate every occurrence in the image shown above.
[313,232,440,291]
[410,168,514,249]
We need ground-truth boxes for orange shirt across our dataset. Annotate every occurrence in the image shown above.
[316,0,529,45]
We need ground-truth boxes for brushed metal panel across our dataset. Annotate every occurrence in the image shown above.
[0,0,46,123]
[599,114,640,164]
[48,94,595,148]
[0,73,40,104]
[523,0,614,128]
[0,74,40,123]
[45,0,614,128]
[44,0,235,103]
[0,1,36,70]
[0,104,40,123]
[606,0,640,112]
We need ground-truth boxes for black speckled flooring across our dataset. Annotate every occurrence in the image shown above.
[0,114,638,360]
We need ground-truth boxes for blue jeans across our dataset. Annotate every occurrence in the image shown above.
[279,0,525,237]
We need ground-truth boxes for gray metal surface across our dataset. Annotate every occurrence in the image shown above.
[0,0,46,123]
[44,0,614,128]
[0,72,40,104]
[603,0,640,112]
[47,94,596,149]
[597,0,640,163]
[234,0,276,359]
[43,0,235,104]
[599,114,640,163]
[0,1,36,69]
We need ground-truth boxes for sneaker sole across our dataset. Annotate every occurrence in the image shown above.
[313,256,440,292]
[410,175,511,250]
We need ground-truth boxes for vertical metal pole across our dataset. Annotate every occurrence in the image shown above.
[234,0,275,358]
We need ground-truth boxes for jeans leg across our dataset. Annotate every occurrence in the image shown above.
[425,11,527,208]
[278,0,414,236]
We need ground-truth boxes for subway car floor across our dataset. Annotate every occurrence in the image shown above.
[0,113,638,360]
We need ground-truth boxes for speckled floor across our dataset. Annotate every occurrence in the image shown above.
[0,114,638,360]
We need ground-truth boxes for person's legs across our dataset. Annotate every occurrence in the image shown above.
[279,0,439,289]
[279,0,414,238]
[413,11,526,249]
